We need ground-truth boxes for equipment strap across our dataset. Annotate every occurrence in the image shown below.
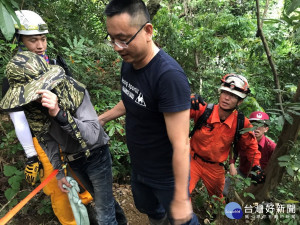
[233,111,245,161]
[189,103,214,138]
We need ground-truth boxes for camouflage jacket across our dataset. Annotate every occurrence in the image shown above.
[39,90,109,179]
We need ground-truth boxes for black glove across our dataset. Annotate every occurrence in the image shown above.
[250,165,266,184]
[24,156,43,185]
[191,93,205,110]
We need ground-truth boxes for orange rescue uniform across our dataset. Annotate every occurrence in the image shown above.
[189,104,261,199]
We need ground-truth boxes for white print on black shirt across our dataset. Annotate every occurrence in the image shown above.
[135,93,146,107]
[122,77,146,107]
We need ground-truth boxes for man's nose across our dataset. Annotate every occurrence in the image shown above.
[36,41,43,48]
[113,44,123,52]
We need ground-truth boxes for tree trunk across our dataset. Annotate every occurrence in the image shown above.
[243,81,300,203]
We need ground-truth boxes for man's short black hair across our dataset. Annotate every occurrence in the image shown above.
[105,0,150,25]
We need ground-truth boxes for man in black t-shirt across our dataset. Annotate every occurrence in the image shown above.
[99,1,200,225]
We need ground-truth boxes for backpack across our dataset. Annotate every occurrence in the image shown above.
[50,55,73,77]
[189,103,245,161]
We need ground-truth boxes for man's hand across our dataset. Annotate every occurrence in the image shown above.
[171,199,192,225]
[57,177,72,193]
[36,90,60,117]
[191,94,205,110]
[250,165,266,184]
[24,156,43,185]
[229,163,237,176]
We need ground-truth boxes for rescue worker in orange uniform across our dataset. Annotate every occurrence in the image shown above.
[189,73,264,200]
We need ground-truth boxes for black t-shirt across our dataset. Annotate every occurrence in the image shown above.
[121,49,190,179]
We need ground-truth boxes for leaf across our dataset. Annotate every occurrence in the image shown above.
[285,199,300,203]
[278,155,291,162]
[4,187,17,200]
[284,113,294,124]
[9,0,19,9]
[0,2,16,40]
[286,167,294,177]
[8,176,21,190]
[284,218,291,223]
[287,109,300,116]
[244,192,255,199]
[286,0,300,15]
[3,165,17,176]
[108,126,115,137]
[278,162,289,167]
[9,199,18,208]
[240,126,256,134]
[245,178,251,186]
[1,0,19,27]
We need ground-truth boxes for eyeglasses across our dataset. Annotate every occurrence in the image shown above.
[105,21,149,49]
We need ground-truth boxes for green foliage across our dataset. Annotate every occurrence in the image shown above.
[3,164,26,207]
[103,118,131,182]
[226,173,255,199]
[239,96,265,117]
[0,129,22,156]
[110,137,130,181]
[0,0,19,40]
[37,198,52,215]
[278,142,300,180]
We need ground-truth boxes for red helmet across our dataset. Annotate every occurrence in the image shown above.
[249,111,269,122]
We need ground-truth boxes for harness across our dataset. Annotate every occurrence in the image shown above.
[189,103,245,165]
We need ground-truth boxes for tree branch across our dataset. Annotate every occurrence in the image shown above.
[255,0,284,113]
[261,0,270,28]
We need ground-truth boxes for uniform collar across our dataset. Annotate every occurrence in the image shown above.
[258,135,266,148]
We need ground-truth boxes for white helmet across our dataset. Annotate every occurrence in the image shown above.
[219,73,250,99]
[13,10,48,35]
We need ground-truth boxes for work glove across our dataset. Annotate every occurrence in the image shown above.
[249,165,266,184]
[24,156,43,185]
[191,94,205,110]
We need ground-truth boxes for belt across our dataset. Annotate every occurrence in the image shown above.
[65,145,107,162]
[193,152,224,167]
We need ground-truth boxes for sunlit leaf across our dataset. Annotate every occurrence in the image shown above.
[0,2,15,40]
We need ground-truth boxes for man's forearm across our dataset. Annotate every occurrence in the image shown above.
[173,142,190,201]
[98,100,126,125]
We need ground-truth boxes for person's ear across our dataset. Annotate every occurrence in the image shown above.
[237,99,243,107]
[144,23,153,41]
